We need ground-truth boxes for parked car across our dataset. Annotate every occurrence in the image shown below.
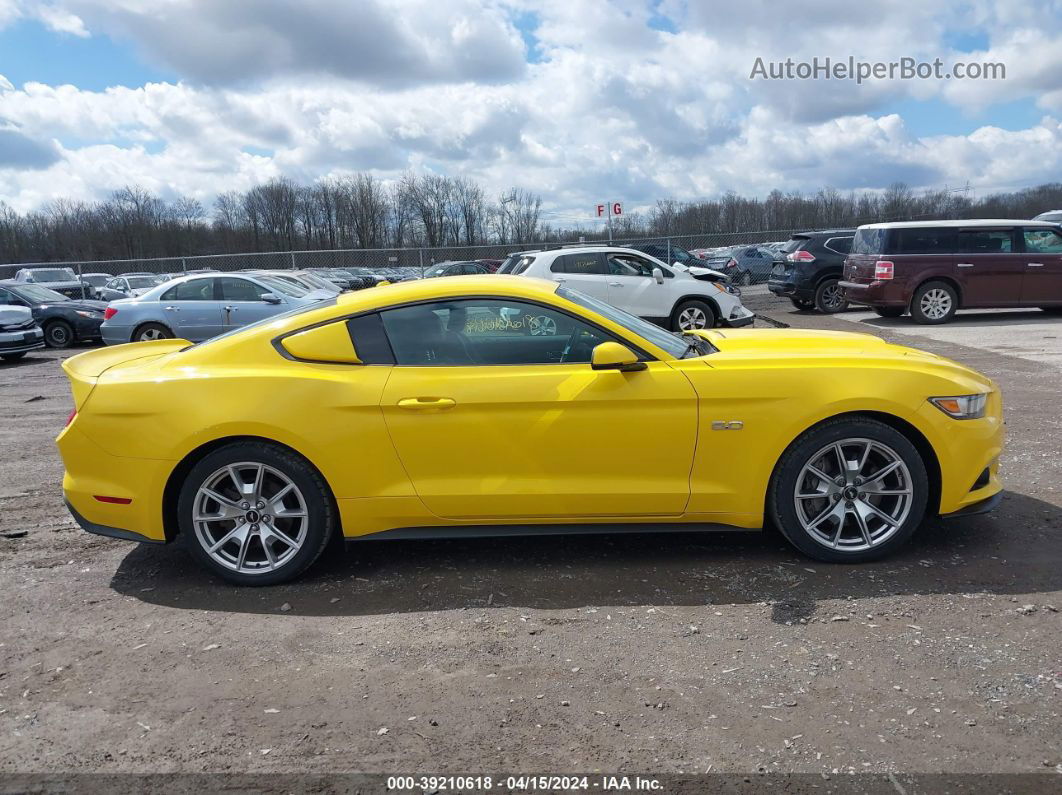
[701,245,777,286]
[627,242,704,270]
[424,261,492,278]
[100,272,332,344]
[475,258,503,273]
[243,270,341,296]
[767,229,856,313]
[499,246,753,330]
[101,274,165,300]
[0,304,45,362]
[13,267,94,299]
[841,219,1062,324]
[1033,210,1062,223]
[0,282,106,347]
[79,272,115,297]
[58,274,1003,584]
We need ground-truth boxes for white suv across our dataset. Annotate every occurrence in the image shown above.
[498,246,755,330]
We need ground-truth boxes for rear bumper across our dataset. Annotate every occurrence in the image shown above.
[66,500,164,544]
[100,324,134,345]
[839,280,909,308]
[768,279,814,301]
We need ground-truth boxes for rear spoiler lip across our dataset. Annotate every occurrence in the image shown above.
[62,339,193,379]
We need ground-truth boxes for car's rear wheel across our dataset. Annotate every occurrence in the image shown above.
[789,298,814,311]
[178,442,336,586]
[740,271,752,286]
[814,278,848,313]
[133,322,174,342]
[911,281,957,324]
[873,307,905,318]
[768,418,928,563]
[44,320,73,348]
[672,299,716,331]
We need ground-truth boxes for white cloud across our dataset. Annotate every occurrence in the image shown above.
[0,0,1060,217]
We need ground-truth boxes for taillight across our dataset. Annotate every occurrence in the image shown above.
[787,250,815,263]
[726,258,738,269]
[103,307,118,320]
[65,409,76,427]
[874,260,895,280]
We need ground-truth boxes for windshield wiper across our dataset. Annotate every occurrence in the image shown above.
[677,332,711,359]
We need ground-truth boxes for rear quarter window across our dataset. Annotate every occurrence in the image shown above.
[823,236,853,255]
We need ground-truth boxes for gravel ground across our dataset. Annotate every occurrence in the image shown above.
[1,293,1059,785]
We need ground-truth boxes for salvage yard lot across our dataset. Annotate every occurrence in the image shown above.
[1,293,1060,778]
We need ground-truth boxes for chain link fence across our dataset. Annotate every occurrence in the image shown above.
[0,229,805,285]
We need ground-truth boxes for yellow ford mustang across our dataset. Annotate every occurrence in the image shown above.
[57,275,1003,585]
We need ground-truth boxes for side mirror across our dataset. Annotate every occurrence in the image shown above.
[591,341,646,372]
[279,321,362,364]
[653,267,665,284]
[261,292,282,304]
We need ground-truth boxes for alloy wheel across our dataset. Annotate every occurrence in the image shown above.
[678,307,708,330]
[139,327,166,341]
[793,438,913,552]
[919,288,952,321]
[192,462,309,575]
[820,284,843,311]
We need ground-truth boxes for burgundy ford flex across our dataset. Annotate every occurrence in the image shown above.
[840,219,1062,324]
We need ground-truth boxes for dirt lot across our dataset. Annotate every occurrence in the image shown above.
[1,293,1060,785]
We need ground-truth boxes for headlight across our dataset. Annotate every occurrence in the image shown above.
[75,310,102,319]
[929,394,987,420]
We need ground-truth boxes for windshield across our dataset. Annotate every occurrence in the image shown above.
[498,254,534,275]
[258,275,309,297]
[12,283,69,303]
[852,228,887,255]
[127,276,160,288]
[297,272,338,290]
[82,275,109,287]
[27,268,77,282]
[557,286,689,358]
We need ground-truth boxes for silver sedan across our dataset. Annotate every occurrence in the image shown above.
[100,273,333,345]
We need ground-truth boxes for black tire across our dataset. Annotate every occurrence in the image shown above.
[789,298,815,311]
[133,322,174,342]
[43,320,74,348]
[671,299,717,331]
[740,270,752,286]
[873,307,905,318]
[910,280,958,325]
[1,352,27,362]
[814,278,848,314]
[768,417,929,564]
[177,441,337,586]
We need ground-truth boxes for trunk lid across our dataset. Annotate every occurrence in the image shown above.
[62,339,190,409]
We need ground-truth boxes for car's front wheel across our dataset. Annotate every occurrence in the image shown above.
[44,320,74,348]
[768,418,928,563]
[177,442,337,585]
[672,299,716,331]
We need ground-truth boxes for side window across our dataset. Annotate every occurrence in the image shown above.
[889,228,957,255]
[957,230,1014,254]
[346,313,395,365]
[379,299,614,366]
[0,287,18,305]
[163,278,215,301]
[553,253,605,275]
[824,237,853,255]
[607,254,651,277]
[1024,228,1062,254]
[219,277,268,301]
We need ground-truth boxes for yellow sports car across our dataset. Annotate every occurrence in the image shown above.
[57,276,1003,585]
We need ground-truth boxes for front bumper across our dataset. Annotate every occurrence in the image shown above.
[0,325,45,354]
[721,305,756,328]
[939,491,1001,520]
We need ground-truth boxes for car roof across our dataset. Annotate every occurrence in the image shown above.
[332,274,558,310]
[859,219,1059,229]
[792,229,856,237]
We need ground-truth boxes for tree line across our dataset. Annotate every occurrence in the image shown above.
[1,175,1059,265]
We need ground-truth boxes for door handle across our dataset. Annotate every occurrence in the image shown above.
[956,262,974,268]
[164,305,179,311]
[397,397,456,411]
[223,305,237,310]
[1028,262,1044,267]
[607,281,623,287]
[553,277,567,283]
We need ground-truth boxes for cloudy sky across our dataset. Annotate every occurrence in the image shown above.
[0,0,1060,224]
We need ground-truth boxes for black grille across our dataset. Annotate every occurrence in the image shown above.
[972,467,990,491]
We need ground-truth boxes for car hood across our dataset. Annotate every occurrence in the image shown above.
[0,305,33,325]
[684,265,726,280]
